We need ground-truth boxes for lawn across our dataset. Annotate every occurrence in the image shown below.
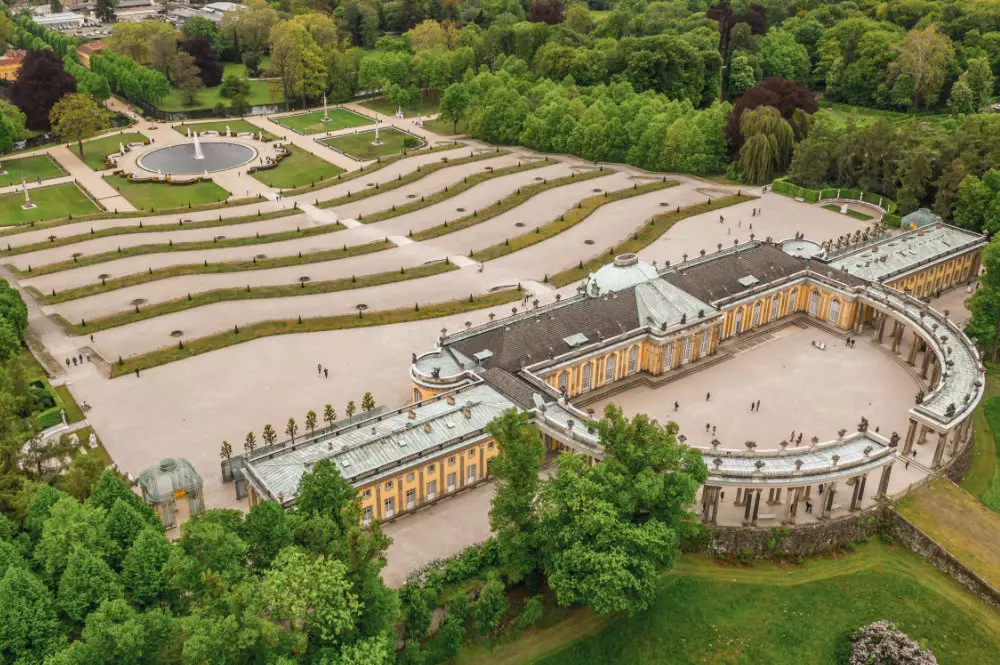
[424,116,467,136]
[103,176,230,212]
[75,132,148,171]
[961,364,1000,512]
[320,127,425,161]
[359,93,439,118]
[0,154,65,187]
[818,101,953,130]
[822,203,873,221]
[172,119,275,141]
[464,541,1000,665]
[250,146,343,189]
[274,108,372,135]
[0,183,98,225]
[155,78,282,113]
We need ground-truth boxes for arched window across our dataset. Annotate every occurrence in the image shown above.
[581,363,593,391]
[809,291,819,315]
[627,346,638,374]
[557,371,569,394]
[662,342,674,370]
[828,298,841,325]
[751,301,762,327]
[733,309,743,335]
[413,388,421,401]
[682,336,691,365]
[700,330,710,356]
[605,355,616,384]
[789,290,798,312]
[770,297,780,321]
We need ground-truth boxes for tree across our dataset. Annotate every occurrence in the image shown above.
[220,73,250,99]
[346,401,356,418]
[244,432,256,454]
[440,82,470,133]
[738,106,795,184]
[220,440,233,463]
[707,2,768,101]
[182,36,223,87]
[120,528,171,608]
[95,0,117,24]
[725,77,816,154]
[104,498,147,567]
[728,54,758,98]
[182,16,225,56]
[220,0,278,59]
[964,58,995,112]
[106,21,177,64]
[170,52,204,106]
[564,5,593,34]
[889,25,954,110]
[285,418,298,444]
[0,101,29,154]
[50,0,62,14]
[262,424,277,446]
[0,567,63,664]
[759,28,811,83]
[361,393,376,412]
[57,546,123,623]
[261,547,360,643]
[472,577,507,636]
[305,410,318,435]
[50,598,172,665]
[948,76,976,116]
[487,409,543,581]
[529,0,566,25]
[148,32,177,78]
[323,404,337,429]
[244,500,292,572]
[35,497,110,583]
[59,452,105,501]
[87,471,156,526]
[295,459,357,528]
[50,93,110,161]
[9,50,76,130]
[407,20,449,52]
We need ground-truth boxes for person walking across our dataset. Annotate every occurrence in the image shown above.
[317,363,322,375]
[706,392,711,401]
[705,423,711,432]
[755,399,760,411]
[674,401,679,411]
[750,401,755,412]
[324,368,329,379]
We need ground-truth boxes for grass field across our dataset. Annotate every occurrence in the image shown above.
[172,120,275,141]
[0,154,65,187]
[960,365,1000,511]
[102,177,230,211]
[320,127,424,161]
[818,101,953,130]
[822,203,873,221]
[75,132,148,171]
[250,146,344,189]
[0,183,98,225]
[359,94,439,118]
[156,77,282,113]
[424,117,466,136]
[273,108,373,135]
[462,541,1000,665]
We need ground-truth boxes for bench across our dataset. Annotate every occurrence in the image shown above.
[830,503,842,511]
[756,513,776,522]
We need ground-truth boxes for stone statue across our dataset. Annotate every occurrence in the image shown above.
[60,408,67,425]
[88,432,98,448]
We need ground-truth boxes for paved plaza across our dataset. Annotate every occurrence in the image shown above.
[2,96,979,582]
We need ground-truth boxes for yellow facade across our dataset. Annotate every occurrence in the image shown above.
[249,434,500,523]
[887,252,977,298]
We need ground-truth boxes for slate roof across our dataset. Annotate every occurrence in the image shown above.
[479,367,545,409]
[662,244,813,304]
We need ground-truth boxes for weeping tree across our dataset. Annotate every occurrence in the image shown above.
[738,105,794,185]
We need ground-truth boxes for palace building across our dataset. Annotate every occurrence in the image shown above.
[243,220,987,528]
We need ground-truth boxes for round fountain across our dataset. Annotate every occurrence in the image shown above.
[137,135,256,175]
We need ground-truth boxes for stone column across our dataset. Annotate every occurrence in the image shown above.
[877,462,893,499]
[711,486,721,525]
[907,331,920,365]
[918,424,929,445]
[767,488,775,504]
[858,474,868,504]
[930,358,941,386]
[701,486,713,524]
[903,418,918,454]
[773,487,782,504]
[751,488,762,526]
[891,322,902,354]
[921,348,932,379]
[877,314,886,343]
[933,431,948,468]
[735,487,743,505]
[849,477,861,511]
[743,488,753,523]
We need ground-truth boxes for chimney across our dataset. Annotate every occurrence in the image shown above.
[446,395,456,405]
[464,408,472,419]
[371,427,377,434]
[407,410,416,419]
[424,424,433,433]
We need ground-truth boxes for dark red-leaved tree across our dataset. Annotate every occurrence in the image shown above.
[9,50,77,130]
[182,36,223,87]
[707,2,767,101]
[725,77,818,153]
[530,0,567,25]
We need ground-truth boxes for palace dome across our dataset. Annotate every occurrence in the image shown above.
[583,254,658,296]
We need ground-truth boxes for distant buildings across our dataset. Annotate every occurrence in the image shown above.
[0,50,26,82]
[77,41,105,68]
[33,11,88,29]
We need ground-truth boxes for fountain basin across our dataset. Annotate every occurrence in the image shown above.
[137,141,256,175]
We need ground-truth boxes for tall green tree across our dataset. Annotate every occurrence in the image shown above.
[244,499,292,573]
[889,25,954,110]
[0,566,64,664]
[57,546,123,623]
[738,105,794,184]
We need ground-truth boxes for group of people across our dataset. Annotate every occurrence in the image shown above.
[845,337,858,347]
[316,363,329,379]
[65,352,90,367]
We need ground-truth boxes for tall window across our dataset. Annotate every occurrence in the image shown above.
[752,301,761,327]
[426,480,437,500]
[628,346,638,374]
[405,489,416,509]
[789,290,798,312]
[363,506,373,524]
[770,297,780,321]
[682,336,691,365]
[447,473,456,491]
[557,371,569,394]
[581,363,592,391]
[662,342,674,370]
[734,309,743,335]
[384,497,395,518]
[828,298,841,325]
[809,291,819,315]
[467,464,477,483]
[700,330,710,356]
